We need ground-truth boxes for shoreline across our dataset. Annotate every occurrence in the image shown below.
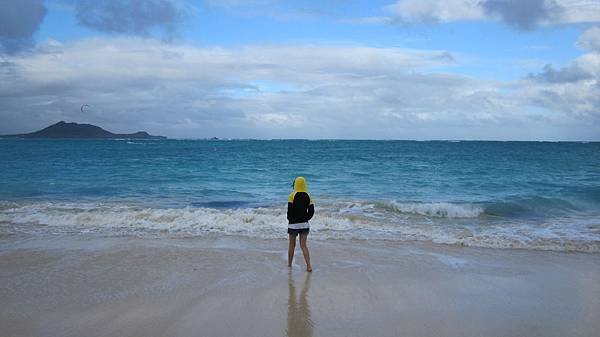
[1,235,599,337]
[2,198,598,254]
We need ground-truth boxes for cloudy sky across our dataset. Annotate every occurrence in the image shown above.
[1,0,599,140]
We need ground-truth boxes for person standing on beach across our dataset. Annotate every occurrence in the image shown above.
[287,176,314,272]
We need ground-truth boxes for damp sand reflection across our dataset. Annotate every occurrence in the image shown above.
[286,271,314,337]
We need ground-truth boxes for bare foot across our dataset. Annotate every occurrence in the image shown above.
[307,267,312,272]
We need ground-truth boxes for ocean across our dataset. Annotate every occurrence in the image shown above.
[1,139,599,252]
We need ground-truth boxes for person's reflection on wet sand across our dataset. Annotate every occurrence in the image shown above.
[286,271,313,337]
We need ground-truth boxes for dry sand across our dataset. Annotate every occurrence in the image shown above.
[1,236,599,337]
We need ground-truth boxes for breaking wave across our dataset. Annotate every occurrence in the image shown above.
[370,196,586,219]
[374,201,484,218]
[1,200,598,253]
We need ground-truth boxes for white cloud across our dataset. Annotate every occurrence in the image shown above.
[577,26,600,52]
[370,0,600,29]
[0,37,598,140]
[560,0,600,23]
[386,0,485,23]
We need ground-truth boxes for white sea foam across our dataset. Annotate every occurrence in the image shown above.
[374,201,484,218]
[0,201,598,253]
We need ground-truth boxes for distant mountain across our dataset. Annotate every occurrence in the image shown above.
[0,121,166,139]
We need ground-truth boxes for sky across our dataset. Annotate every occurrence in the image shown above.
[1,0,599,140]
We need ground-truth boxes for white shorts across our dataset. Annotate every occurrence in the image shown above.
[288,222,309,230]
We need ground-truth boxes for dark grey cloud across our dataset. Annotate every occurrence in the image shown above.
[382,0,598,30]
[528,64,593,83]
[75,0,189,38]
[433,51,455,62]
[482,0,564,31]
[523,54,600,119]
[0,0,47,54]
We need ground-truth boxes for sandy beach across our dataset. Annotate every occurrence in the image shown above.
[1,236,598,337]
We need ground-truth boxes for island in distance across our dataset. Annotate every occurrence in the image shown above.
[0,121,166,139]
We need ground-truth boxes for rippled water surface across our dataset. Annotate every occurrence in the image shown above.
[1,139,599,251]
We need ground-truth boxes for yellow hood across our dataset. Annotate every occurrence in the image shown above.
[293,176,308,192]
[288,176,313,204]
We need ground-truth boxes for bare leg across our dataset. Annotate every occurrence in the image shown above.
[299,233,312,272]
[288,234,297,267]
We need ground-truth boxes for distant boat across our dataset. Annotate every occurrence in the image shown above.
[0,121,167,139]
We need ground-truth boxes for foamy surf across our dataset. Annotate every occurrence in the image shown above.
[373,201,484,218]
[1,201,598,253]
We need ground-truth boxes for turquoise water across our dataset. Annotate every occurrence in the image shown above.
[1,139,599,251]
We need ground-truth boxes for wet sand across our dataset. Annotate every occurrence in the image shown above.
[1,236,599,337]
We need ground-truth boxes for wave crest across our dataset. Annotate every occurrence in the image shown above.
[375,201,484,218]
[1,201,598,253]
